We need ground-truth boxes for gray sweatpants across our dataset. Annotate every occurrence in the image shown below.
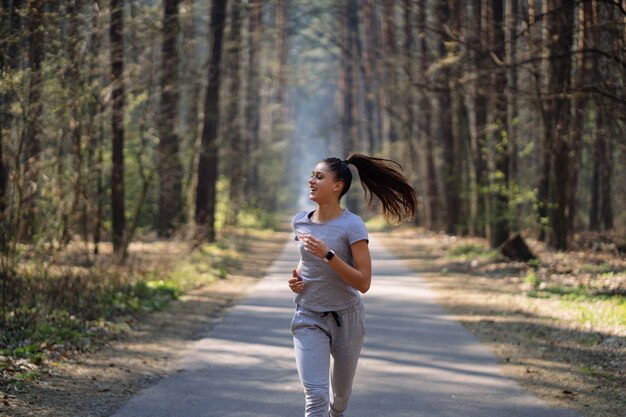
[291,301,365,417]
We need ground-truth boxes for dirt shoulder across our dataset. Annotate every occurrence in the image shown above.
[1,230,290,417]
[373,228,625,417]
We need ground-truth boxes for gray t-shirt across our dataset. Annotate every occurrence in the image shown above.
[292,209,369,312]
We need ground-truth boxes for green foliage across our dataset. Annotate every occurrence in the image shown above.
[524,270,542,289]
[0,232,249,369]
[1,308,89,363]
[237,205,278,230]
[528,285,626,328]
[579,365,616,380]
[448,243,499,260]
[111,280,180,314]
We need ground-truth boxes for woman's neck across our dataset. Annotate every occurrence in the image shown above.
[313,202,343,223]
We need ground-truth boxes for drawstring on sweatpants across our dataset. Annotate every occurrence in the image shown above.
[321,311,341,327]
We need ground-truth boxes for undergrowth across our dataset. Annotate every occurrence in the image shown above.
[0,232,247,374]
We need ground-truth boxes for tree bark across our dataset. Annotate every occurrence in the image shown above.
[19,0,45,241]
[548,0,574,250]
[568,2,589,235]
[488,0,510,247]
[464,0,487,236]
[536,0,552,242]
[416,0,439,230]
[362,0,378,153]
[194,0,227,242]
[244,0,262,198]
[158,0,184,237]
[226,0,243,225]
[435,0,459,235]
[66,0,85,243]
[381,0,399,145]
[403,0,418,195]
[110,0,126,256]
[0,0,22,220]
[505,0,519,231]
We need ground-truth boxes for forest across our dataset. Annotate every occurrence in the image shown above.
[1,1,625,255]
[0,1,624,414]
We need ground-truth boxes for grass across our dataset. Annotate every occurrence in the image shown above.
[528,285,626,328]
[0,230,251,369]
[447,243,501,261]
[579,365,617,381]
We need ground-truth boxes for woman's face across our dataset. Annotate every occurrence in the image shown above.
[308,162,342,203]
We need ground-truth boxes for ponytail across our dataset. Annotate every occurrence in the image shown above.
[323,153,417,224]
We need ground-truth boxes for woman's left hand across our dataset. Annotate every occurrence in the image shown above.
[300,233,329,259]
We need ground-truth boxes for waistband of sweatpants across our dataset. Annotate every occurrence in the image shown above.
[297,299,363,316]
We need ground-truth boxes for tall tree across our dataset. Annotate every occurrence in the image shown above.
[536,0,553,242]
[568,1,589,235]
[362,0,379,153]
[110,0,126,255]
[158,0,184,237]
[547,0,575,250]
[243,0,262,198]
[488,0,510,247]
[66,0,85,243]
[0,0,22,220]
[226,0,243,225]
[339,0,358,155]
[463,0,488,236]
[402,0,418,189]
[194,0,228,242]
[435,0,460,235]
[19,0,45,241]
[415,0,439,229]
[504,0,519,230]
[381,0,399,145]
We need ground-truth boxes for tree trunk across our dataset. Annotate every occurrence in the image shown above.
[226,0,243,226]
[158,0,183,237]
[536,0,552,242]
[464,0,487,237]
[505,0,519,231]
[416,0,439,230]
[66,0,85,243]
[19,0,45,241]
[88,0,105,256]
[381,0,399,145]
[0,0,22,220]
[194,0,227,242]
[181,0,201,222]
[568,2,589,235]
[435,0,459,235]
[340,0,358,155]
[244,0,262,198]
[489,0,510,247]
[362,0,378,153]
[403,0,418,199]
[110,0,126,256]
[548,0,574,250]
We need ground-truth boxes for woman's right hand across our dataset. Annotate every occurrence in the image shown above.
[288,269,304,293]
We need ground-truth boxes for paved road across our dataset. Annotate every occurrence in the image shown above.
[112,237,582,417]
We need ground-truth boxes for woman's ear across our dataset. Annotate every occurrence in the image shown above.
[333,181,344,192]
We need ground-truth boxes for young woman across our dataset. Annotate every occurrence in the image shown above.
[288,153,417,417]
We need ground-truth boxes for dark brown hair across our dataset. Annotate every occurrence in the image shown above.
[322,153,417,224]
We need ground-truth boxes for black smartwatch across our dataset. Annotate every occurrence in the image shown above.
[323,249,335,263]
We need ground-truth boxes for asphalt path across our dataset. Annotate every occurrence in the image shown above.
[112,236,582,417]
